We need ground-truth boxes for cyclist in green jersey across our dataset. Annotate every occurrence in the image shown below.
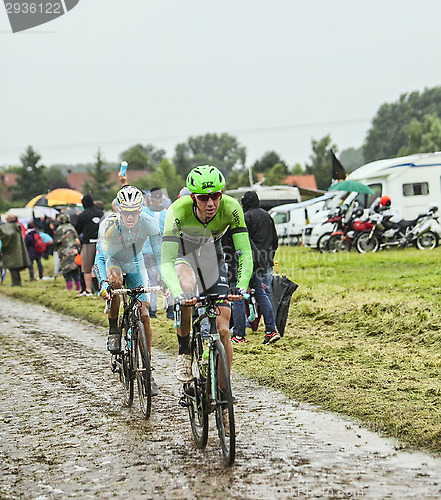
[161,165,253,382]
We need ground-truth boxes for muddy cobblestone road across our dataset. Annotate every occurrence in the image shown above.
[1,295,441,499]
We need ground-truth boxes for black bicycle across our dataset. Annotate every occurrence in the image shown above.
[108,284,161,419]
[176,291,256,466]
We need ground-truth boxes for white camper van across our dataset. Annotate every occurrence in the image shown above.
[226,185,301,211]
[347,151,441,219]
[269,193,335,245]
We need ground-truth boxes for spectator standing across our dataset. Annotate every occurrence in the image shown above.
[24,222,45,281]
[75,194,104,296]
[142,187,172,319]
[52,214,82,292]
[241,191,279,304]
[0,214,30,286]
[223,228,279,345]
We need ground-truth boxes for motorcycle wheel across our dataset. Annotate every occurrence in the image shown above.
[355,232,379,253]
[317,232,332,253]
[327,234,351,252]
[415,231,438,250]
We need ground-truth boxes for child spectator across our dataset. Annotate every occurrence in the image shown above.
[25,222,45,281]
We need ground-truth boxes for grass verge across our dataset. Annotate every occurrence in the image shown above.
[2,246,441,454]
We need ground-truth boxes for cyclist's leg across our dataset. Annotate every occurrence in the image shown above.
[175,260,196,382]
[125,267,152,353]
[106,260,123,353]
[216,304,233,372]
[175,261,196,337]
[139,301,152,352]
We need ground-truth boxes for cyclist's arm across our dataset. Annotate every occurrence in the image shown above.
[227,197,253,291]
[94,241,107,286]
[95,216,116,286]
[161,238,182,297]
[231,230,253,291]
[161,207,183,297]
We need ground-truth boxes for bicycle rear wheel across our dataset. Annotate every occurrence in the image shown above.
[187,332,208,449]
[120,320,134,407]
[212,339,235,466]
[134,320,152,419]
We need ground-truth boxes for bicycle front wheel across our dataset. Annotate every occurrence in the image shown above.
[120,320,134,407]
[212,339,235,466]
[187,333,208,449]
[134,320,152,419]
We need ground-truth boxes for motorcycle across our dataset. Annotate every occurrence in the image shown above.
[326,207,373,252]
[355,205,439,253]
[316,208,344,253]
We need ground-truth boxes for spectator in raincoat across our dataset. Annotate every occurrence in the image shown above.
[52,213,82,292]
[0,214,30,286]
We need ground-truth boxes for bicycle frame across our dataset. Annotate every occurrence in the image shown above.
[191,297,223,412]
[109,284,161,418]
[176,291,256,465]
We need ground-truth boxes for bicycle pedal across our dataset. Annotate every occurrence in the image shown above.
[110,359,120,374]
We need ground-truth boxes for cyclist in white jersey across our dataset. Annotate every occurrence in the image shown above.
[94,186,162,363]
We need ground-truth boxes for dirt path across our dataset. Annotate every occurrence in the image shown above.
[1,295,441,499]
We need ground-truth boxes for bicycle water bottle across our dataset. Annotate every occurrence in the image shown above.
[120,161,128,177]
[127,326,132,349]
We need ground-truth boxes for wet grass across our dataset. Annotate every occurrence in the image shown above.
[2,247,441,454]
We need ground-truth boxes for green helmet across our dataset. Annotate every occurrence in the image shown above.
[186,165,225,194]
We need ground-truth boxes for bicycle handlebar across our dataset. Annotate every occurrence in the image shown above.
[104,286,163,313]
[173,290,257,328]
[112,286,162,295]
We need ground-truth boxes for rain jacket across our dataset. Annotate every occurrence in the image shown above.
[75,194,104,244]
[241,191,278,270]
[0,222,31,270]
[53,222,81,275]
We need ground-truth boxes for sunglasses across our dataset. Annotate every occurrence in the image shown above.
[194,192,222,202]
[120,209,141,215]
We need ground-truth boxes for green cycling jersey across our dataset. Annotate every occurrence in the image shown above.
[161,194,253,297]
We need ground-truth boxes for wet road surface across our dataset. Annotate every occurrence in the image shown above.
[1,295,441,499]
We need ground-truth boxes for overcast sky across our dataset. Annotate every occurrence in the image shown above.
[1,1,441,169]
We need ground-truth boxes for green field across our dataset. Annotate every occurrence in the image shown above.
[2,245,441,453]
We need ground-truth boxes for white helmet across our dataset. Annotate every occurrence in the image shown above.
[116,185,143,211]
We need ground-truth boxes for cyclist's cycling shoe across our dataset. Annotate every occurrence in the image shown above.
[107,332,121,354]
[263,331,281,345]
[176,354,192,382]
[151,375,159,397]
